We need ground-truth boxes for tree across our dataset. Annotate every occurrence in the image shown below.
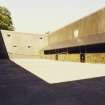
[0,6,14,31]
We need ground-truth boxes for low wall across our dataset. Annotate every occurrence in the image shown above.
[42,53,105,64]
[58,54,80,62]
[86,53,105,63]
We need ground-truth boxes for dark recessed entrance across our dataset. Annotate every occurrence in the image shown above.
[44,43,105,63]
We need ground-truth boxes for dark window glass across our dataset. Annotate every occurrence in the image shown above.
[28,46,31,48]
[13,45,17,47]
[7,34,11,37]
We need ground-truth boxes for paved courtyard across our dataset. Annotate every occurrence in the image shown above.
[0,59,105,105]
[12,59,105,84]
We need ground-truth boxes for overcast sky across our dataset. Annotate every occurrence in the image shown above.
[0,0,105,33]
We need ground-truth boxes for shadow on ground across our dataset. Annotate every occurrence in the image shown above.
[0,59,105,105]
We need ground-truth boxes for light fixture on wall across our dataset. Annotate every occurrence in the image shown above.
[74,29,79,38]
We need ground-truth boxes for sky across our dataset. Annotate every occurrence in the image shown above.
[0,0,105,34]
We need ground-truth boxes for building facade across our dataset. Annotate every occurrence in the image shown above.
[44,7,105,63]
[0,30,48,58]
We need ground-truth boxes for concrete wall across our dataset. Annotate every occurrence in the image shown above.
[48,8,105,45]
[0,31,9,59]
[58,54,80,62]
[86,53,105,63]
[1,30,48,58]
[43,53,105,64]
[47,8,105,63]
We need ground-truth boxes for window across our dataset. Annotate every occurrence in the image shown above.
[13,45,17,47]
[40,37,43,40]
[28,45,31,48]
[7,34,11,37]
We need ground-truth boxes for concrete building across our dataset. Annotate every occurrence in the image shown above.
[1,8,105,63]
[0,30,48,58]
[1,8,105,105]
[44,7,105,63]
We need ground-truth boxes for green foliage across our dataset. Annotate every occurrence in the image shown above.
[0,6,14,31]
